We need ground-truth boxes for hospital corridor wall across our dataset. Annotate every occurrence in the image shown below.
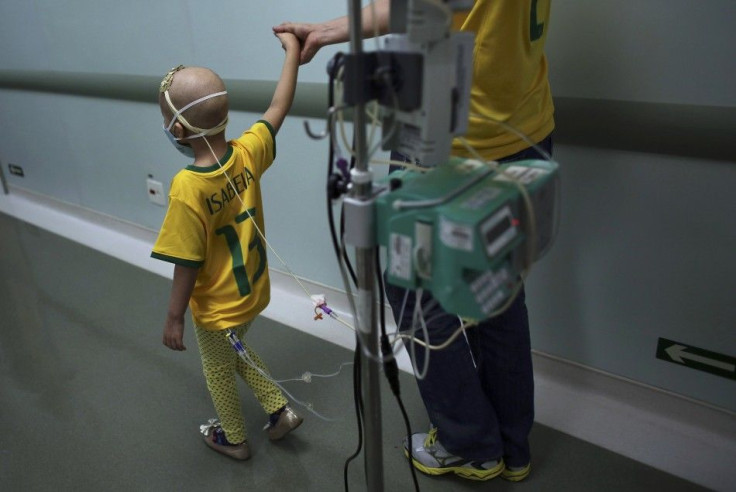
[0,1,734,490]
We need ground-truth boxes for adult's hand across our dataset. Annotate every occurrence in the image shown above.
[273,22,339,65]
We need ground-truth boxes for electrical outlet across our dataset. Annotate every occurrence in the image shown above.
[146,178,167,206]
[0,162,8,194]
[8,163,24,177]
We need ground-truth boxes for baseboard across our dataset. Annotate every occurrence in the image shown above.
[2,187,733,491]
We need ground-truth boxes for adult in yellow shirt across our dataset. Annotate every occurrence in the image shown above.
[276,0,553,482]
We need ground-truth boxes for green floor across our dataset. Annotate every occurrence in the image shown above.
[0,213,707,491]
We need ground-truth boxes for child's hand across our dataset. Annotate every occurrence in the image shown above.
[274,31,300,53]
[273,22,327,65]
[163,316,186,351]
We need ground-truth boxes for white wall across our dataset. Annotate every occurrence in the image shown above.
[547,0,736,106]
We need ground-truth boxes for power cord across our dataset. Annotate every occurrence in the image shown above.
[376,249,420,491]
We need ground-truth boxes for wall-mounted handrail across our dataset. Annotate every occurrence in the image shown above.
[1,70,734,161]
[553,97,735,163]
[0,70,328,119]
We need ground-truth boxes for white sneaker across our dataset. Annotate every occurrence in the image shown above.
[402,428,504,481]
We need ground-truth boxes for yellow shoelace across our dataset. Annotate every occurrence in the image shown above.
[424,427,439,448]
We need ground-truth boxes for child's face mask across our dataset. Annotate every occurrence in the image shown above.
[163,125,196,158]
[160,67,228,157]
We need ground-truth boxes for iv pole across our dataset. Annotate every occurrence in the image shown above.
[347,0,384,490]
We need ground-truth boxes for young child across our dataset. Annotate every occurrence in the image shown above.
[151,32,301,461]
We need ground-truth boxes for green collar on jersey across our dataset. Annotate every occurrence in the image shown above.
[185,145,234,173]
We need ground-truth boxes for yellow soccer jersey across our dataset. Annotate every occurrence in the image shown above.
[151,120,276,330]
[451,0,554,160]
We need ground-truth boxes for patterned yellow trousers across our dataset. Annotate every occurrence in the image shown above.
[195,321,287,444]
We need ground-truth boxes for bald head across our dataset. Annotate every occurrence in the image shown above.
[159,66,229,130]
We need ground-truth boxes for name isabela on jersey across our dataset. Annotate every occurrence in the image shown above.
[205,167,255,215]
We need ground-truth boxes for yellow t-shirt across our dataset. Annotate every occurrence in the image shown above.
[151,120,275,330]
[451,0,554,160]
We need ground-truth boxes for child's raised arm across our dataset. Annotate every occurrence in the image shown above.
[262,32,300,134]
